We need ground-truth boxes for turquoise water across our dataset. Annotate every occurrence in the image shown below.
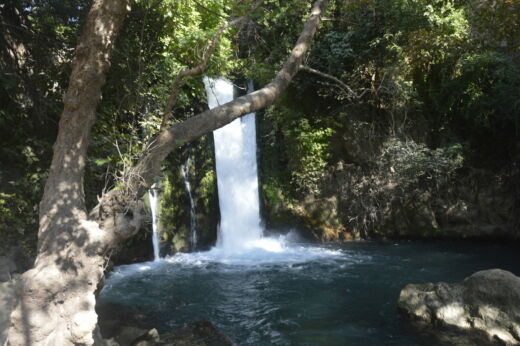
[98,241,520,345]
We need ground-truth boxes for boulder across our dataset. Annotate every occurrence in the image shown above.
[398,269,520,345]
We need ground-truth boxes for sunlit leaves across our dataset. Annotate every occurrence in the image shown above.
[263,103,334,195]
[158,0,239,74]
[404,1,469,69]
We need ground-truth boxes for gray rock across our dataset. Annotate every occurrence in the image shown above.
[0,278,18,345]
[115,326,149,345]
[398,269,520,345]
[130,328,160,346]
[103,338,120,346]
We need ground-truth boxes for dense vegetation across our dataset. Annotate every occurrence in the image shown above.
[256,0,520,240]
[1,0,519,255]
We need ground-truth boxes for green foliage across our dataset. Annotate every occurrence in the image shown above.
[0,0,89,253]
[261,102,333,196]
[381,138,464,191]
[0,0,242,252]
[0,172,45,255]
[467,0,520,52]
[1,0,520,249]
[198,169,216,210]
[159,172,187,248]
[452,52,520,163]
[156,133,219,253]
[243,0,313,82]
[286,120,333,194]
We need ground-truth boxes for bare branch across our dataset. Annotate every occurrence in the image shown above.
[300,65,367,100]
[299,64,360,99]
[159,0,264,131]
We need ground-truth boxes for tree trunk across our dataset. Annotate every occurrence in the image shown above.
[5,0,130,344]
[5,0,329,344]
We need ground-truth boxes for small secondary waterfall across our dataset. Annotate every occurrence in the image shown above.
[181,156,198,249]
[148,185,160,260]
[204,77,263,252]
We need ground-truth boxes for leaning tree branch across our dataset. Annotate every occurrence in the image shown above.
[159,0,264,131]
[128,0,330,197]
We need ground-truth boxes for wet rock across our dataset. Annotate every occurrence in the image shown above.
[398,269,520,345]
[103,338,120,346]
[160,320,235,346]
[96,301,150,339]
[131,328,160,346]
[97,302,234,346]
[115,326,150,345]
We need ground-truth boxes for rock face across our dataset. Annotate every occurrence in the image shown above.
[398,269,520,345]
[258,104,519,242]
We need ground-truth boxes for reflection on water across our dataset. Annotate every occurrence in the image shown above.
[98,240,520,346]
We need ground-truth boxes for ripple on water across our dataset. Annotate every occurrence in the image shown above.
[99,240,520,346]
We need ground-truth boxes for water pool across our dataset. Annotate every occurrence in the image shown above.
[98,240,520,345]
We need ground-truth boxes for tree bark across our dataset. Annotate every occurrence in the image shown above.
[5,0,329,344]
[5,0,130,345]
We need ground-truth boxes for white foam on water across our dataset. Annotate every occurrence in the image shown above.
[164,236,345,267]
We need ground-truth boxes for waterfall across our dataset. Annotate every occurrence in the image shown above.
[148,185,160,260]
[181,155,198,250]
[203,77,263,252]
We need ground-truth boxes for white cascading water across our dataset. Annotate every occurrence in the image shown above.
[107,79,339,270]
[181,156,198,249]
[148,185,160,260]
[203,77,269,253]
